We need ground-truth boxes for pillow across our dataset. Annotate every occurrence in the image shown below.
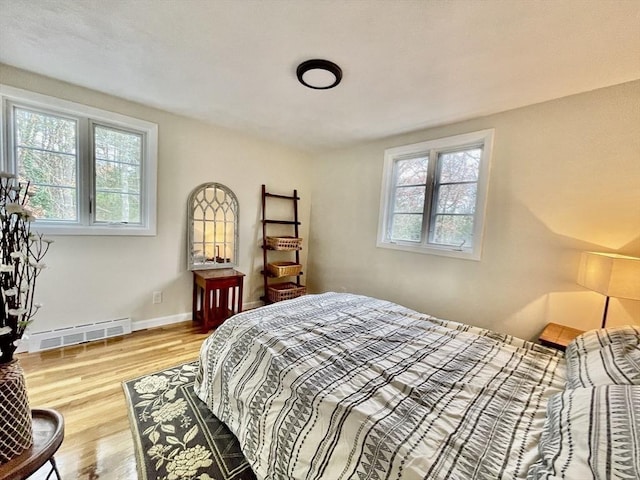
[569,325,640,351]
[527,385,640,480]
[565,325,640,388]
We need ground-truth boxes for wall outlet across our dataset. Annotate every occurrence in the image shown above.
[152,291,163,304]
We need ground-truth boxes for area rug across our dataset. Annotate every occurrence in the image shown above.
[123,361,256,480]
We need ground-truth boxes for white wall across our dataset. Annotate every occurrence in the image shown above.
[0,64,312,332]
[4,64,638,342]
[308,81,640,340]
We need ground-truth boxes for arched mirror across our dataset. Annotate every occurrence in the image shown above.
[188,183,239,270]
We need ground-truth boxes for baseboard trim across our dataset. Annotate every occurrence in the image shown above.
[17,301,266,353]
[132,301,263,331]
[132,313,191,331]
[244,300,263,311]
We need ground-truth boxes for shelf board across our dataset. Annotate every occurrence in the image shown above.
[263,220,300,225]
[260,270,304,278]
[265,193,300,200]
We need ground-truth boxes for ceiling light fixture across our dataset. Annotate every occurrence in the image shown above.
[296,59,342,90]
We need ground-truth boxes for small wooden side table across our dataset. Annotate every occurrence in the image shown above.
[539,323,585,351]
[0,408,64,480]
[193,269,245,333]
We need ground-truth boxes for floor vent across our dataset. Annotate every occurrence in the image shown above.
[28,318,132,353]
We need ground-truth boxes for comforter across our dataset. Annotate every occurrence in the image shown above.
[194,293,566,480]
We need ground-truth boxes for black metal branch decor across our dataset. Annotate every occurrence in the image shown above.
[0,173,52,364]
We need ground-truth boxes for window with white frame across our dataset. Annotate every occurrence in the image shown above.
[1,85,157,235]
[377,129,494,260]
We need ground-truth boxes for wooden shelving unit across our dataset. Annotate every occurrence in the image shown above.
[260,185,306,303]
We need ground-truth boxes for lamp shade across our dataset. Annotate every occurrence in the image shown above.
[577,252,640,300]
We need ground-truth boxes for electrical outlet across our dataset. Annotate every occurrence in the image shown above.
[152,291,162,304]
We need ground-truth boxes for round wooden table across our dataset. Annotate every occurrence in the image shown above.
[0,409,64,480]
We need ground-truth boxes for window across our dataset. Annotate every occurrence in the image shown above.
[377,129,494,260]
[1,85,157,235]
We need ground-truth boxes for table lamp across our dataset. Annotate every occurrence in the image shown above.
[577,252,640,328]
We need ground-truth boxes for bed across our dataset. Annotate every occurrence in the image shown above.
[194,292,640,479]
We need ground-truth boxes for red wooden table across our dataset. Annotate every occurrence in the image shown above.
[192,269,245,332]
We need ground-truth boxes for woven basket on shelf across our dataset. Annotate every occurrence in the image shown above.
[267,262,302,277]
[266,236,303,251]
[0,360,33,464]
[267,282,306,302]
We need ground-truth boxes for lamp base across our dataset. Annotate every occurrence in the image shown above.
[601,295,610,329]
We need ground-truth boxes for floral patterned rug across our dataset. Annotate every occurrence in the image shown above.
[122,361,256,480]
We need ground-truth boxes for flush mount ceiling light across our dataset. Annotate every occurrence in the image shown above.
[296,59,342,90]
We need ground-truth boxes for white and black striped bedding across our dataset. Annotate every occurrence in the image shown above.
[527,385,640,480]
[529,326,640,480]
[194,292,567,479]
[565,325,640,388]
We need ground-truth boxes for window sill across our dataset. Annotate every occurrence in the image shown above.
[376,239,481,261]
[32,224,156,237]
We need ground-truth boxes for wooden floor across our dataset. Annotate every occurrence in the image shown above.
[16,321,210,480]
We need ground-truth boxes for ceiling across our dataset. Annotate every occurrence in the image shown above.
[1,0,639,153]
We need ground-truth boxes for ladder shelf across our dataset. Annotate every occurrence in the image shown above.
[260,184,306,304]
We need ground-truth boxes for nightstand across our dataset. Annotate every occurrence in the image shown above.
[538,323,584,351]
[192,268,245,333]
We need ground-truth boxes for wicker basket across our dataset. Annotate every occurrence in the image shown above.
[267,282,306,302]
[0,360,33,463]
[266,236,303,251]
[267,262,302,277]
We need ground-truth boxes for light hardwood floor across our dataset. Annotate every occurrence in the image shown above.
[16,321,210,480]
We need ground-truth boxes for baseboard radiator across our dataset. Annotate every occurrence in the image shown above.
[28,318,132,353]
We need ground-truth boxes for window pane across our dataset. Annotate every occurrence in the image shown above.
[17,150,77,186]
[435,183,477,214]
[14,107,78,221]
[394,186,425,213]
[94,126,141,164]
[26,185,77,221]
[395,157,428,185]
[95,192,140,223]
[431,215,474,246]
[94,125,143,224]
[439,148,481,183]
[15,108,76,154]
[391,214,422,242]
[95,160,141,193]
